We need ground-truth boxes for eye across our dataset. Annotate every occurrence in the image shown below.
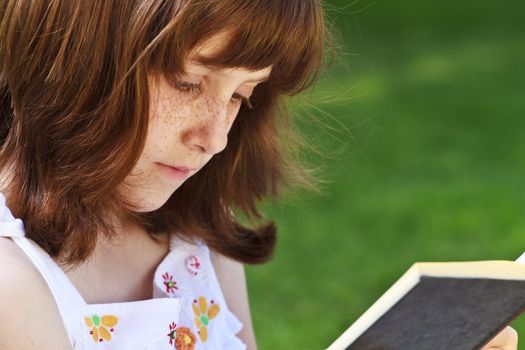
[170,78,254,109]
[171,80,203,94]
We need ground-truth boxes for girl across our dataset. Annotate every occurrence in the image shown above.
[0,0,325,349]
[0,1,518,349]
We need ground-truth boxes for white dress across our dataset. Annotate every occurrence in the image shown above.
[0,193,246,350]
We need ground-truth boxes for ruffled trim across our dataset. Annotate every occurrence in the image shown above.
[218,308,246,349]
[224,307,244,336]
[0,192,25,237]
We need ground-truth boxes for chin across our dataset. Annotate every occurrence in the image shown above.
[134,202,165,213]
[127,189,177,213]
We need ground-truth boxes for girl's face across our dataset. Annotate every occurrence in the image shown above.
[122,36,272,212]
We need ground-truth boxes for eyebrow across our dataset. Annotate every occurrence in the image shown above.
[188,56,271,84]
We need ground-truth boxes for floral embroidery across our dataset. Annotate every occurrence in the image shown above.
[185,255,202,276]
[84,314,119,343]
[192,296,220,342]
[167,322,197,350]
[162,272,179,294]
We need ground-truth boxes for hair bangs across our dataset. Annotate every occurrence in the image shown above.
[151,0,325,94]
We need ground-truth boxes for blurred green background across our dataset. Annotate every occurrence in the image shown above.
[247,1,525,349]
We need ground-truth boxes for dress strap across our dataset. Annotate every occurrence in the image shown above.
[0,193,24,237]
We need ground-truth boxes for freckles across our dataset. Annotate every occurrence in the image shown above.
[149,79,234,153]
[200,96,230,131]
[157,94,186,126]
[204,99,215,128]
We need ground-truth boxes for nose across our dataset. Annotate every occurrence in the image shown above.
[183,95,231,155]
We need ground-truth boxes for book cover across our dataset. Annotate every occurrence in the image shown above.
[326,261,525,350]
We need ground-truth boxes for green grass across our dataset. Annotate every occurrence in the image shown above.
[248,1,525,349]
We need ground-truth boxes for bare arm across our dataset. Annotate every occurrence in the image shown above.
[210,251,258,350]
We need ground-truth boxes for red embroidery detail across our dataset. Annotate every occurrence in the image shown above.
[185,255,202,276]
[168,322,177,346]
[162,272,179,294]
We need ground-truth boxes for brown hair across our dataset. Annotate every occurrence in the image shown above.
[0,0,328,266]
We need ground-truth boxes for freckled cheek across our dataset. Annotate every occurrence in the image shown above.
[148,96,193,140]
[155,95,190,128]
[147,91,239,152]
[132,100,179,164]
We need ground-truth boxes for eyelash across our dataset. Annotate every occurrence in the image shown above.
[171,80,254,109]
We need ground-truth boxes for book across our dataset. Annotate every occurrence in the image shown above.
[326,260,525,350]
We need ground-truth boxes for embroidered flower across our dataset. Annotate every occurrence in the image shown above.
[192,297,220,342]
[162,272,179,294]
[185,255,202,276]
[167,322,197,350]
[84,314,118,343]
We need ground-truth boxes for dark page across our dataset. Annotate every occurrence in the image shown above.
[347,277,525,350]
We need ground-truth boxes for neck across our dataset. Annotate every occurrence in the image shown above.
[58,220,171,304]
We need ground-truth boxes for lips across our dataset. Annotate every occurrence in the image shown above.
[169,165,195,172]
[156,162,197,181]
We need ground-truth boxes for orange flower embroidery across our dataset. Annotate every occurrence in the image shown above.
[192,297,220,342]
[84,314,119,343]
[167,322,197,350]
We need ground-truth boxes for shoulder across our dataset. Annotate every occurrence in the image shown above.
[209,249,244,277]
[0,237,42,299]
[209,250,250,298]
[0,237,72,349]
[209,251,249,307]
